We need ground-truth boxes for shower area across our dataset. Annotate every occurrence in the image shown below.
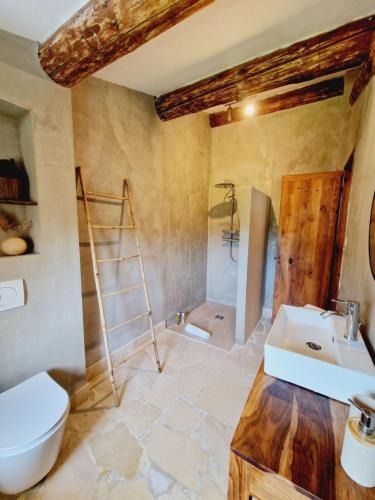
[170,179,270,350]
[213,180,240,264]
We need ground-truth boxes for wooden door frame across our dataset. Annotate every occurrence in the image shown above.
[329,152,355,302]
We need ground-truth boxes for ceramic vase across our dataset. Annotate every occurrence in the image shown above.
[1,237,27,256]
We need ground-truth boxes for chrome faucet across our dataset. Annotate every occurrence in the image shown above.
[320,298,360,341]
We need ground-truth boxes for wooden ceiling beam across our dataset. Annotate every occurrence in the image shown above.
[38,0,213,87]
[350,32,375,104]
[209,77,345,128]
[155,15,375,121]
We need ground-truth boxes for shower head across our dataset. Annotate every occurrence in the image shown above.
[215,181,234,189]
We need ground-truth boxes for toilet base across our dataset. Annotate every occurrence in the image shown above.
[0,413,68,495]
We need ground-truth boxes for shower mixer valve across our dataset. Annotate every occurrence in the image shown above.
[222,229,240,242]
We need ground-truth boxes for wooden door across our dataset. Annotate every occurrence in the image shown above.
[272,171,343,318]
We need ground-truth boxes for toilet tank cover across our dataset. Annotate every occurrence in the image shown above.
[0,372,69,452]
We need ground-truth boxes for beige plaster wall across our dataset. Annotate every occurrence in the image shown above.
[235,188,270,344]
[207,75,359,308]
[72,78,211,367]
[0,62,86,392]
[0,112,22,162]
[340,79,375,349]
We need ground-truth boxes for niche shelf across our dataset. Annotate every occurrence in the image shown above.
[0,98,40,257]
[0,199,37,206]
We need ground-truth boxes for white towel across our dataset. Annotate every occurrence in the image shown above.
[184,323,211,339]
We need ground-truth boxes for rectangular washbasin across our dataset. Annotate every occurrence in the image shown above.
[264,305,375,403]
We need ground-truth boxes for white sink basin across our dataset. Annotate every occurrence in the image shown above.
[264,305,375,403]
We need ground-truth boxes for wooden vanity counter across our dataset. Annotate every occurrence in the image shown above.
[228,362,375,499]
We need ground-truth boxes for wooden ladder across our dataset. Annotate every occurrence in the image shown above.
[76,166,162,407]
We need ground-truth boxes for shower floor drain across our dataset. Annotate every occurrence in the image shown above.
[215,314,225,320]
[306,341,322,351]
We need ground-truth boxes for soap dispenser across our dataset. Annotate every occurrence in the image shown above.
[340,395,375,487]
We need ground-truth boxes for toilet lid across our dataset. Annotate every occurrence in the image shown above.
[0,372,69,453]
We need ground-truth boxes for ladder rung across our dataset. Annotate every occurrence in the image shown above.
[102,282,144,298]
[86,190,128,201]
[108,312,150,333]
[91,224,135,229]
[97,254,140,263]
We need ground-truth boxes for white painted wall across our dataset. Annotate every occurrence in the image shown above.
[0,0,88,41]
[95,0,375,95]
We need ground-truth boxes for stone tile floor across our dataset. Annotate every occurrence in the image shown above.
[7,318,271,500]
[169,302,236,351]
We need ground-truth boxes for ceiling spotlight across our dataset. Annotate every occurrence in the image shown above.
[244,103,255,116]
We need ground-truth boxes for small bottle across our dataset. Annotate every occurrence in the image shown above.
[176,312,186,325]
[340,395,375,487]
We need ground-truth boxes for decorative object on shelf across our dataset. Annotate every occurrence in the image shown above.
[0,209,32,256]
[0,158,30,202]
[1,237,27,256]
[0,210,32,234]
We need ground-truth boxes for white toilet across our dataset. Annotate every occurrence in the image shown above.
[0,372,70,495]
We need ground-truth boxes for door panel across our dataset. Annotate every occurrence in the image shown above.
[272,171,342,318]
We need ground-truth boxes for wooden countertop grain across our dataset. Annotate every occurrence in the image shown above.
[230,362,375,499]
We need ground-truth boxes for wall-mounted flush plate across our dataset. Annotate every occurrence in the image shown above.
[0,279,25,311]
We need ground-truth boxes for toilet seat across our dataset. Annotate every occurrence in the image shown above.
[0,372,69,454]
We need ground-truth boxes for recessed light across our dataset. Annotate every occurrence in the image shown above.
[244,103,255,116]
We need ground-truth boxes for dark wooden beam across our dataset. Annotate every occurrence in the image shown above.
[350,32,375,104]
[39,0,213,87]
[156,15,375,121]
[209,77,345,128]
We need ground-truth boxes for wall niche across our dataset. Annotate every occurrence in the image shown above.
[0,98,39,257]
